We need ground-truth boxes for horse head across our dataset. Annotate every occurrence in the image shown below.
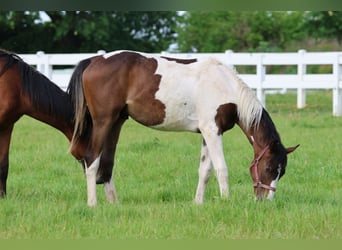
[250,141,299,200]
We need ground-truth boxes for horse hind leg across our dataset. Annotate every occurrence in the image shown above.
[84,118,115,206]
[99,116,126,204]
[104,177,117,204]
[195,138,213,204]
[200,126,229,200]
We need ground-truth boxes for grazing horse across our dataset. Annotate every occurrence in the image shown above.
[68,50,299,206]
[0,49,89,198]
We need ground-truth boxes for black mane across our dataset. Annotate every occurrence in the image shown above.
[258,109,282,144]
[0,49,22,76]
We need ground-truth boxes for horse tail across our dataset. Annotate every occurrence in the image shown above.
[67,58,92,149]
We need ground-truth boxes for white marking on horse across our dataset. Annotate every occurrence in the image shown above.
[104,177,118,203]
[151,57,241,132]
[102,50,148,60]
[145,55,260,202]
[267,164,282,200]
[85,154,101,206]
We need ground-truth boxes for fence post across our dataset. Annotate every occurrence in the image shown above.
[36,51,52,78]
[97,50,106,55]
[332,54,342,116]
[224,50,235,70]
[256,54,266,107]
[36,51,44,73]
[297,49,306,109]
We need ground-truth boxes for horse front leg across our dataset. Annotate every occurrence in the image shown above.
[0,126,13,198]
[200,126,229,200]
[195,138,213,204]
[97,144,117,203]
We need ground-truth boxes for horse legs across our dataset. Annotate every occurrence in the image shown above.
[0,126,13,198]
[84,118,114,206]
[195,138,213,204]
[100,117,126,204]
[199,126,229,200]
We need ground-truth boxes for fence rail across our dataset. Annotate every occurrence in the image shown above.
[18,50,342,116]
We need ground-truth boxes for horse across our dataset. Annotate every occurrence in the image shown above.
[0,49,89,198]
[67,50,299,206]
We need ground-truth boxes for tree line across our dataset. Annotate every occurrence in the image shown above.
[0,11,341,53]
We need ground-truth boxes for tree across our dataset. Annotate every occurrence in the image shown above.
[176,11,307,52]
[0,11,53,53]
[0,11,180,53]
[303,11,342,44]
[44,11,180,53]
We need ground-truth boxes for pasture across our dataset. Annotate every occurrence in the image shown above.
[0,91,341,239]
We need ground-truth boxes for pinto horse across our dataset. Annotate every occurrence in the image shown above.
[68,50,299,206]
[0,49,89,198]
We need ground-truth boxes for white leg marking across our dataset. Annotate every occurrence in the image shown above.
[201,128,229,199]
[104,177,118,204]
[195,140,213,204]
[86,155,101,206]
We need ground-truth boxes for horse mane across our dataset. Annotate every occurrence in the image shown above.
[221,63,263,131]
[0,48,23,77]
[221,63,282,145]
[0,49,74,122]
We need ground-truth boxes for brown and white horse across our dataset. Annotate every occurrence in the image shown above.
[0,49,89,198]
[68,50,299,206]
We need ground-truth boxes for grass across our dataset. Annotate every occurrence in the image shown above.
[0,90,341,239]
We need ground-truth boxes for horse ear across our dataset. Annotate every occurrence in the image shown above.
[286,144,300,154]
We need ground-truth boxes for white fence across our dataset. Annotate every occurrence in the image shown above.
[19,50,342,116]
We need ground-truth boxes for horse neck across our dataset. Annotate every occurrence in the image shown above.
[24,91,74,142]
[238,109,280,156]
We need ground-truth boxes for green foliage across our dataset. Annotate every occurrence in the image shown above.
[0,11,180,53]
[0,91,341,239]
[176,11,307,52]
[0,11,340,53]
[0,11,53,53]
[303,11,342,43]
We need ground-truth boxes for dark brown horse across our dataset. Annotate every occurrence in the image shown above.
[0,49,89,198]
[68,50,299,206]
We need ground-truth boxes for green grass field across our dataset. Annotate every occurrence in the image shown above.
[0,91,341,239]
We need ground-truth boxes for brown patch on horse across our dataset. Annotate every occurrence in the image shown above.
[161,56,197,64]
[120,52,166,126]
[82,52,166,127]
[215,103,238,135]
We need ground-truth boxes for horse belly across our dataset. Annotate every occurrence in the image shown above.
[151,99,199,132]
[151,82,199,132]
